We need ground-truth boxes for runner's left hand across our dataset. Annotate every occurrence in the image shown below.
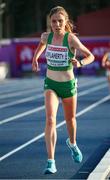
[70,58,81,68]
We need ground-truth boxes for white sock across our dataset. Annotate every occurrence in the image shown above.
[69,139,76,147]
[48,159,55,162]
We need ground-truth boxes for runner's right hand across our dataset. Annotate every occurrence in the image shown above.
[32,60,40,72]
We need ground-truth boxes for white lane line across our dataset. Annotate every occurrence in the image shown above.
[0,89,41,100]
[77,78,105,88]
[0,132,45,162]
[0,78,105,99]
[0,94,44,109]
[78,83,107,97]
[0,105,45,125]
[0,83,107,125]
[0,85,40,95]
[0,83,107,110]
[0,95,109,162]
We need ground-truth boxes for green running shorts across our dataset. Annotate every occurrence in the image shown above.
[44,77,77,99]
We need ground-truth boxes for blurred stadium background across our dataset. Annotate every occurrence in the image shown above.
[0,0,110,79]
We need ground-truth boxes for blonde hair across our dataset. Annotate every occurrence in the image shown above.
[49,6,74,33]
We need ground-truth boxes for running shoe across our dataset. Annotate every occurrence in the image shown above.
[44,159,57,174]
[66,138,83,163]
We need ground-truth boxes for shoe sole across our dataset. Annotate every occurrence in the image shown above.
[44,169,57,174]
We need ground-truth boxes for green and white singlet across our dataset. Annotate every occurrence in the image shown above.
[45,32,75,71]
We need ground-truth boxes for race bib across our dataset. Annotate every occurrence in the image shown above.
[45,45,69,67]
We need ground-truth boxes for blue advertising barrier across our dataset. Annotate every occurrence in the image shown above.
[0,36,110,77]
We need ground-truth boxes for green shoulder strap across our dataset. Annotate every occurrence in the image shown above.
[47,32,53,44]
[63,32,74,58]
[63,32,69,47]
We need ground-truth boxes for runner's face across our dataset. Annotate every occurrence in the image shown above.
[50,12,66,34]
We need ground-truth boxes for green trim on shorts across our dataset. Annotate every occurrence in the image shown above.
[44,77,77,99]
